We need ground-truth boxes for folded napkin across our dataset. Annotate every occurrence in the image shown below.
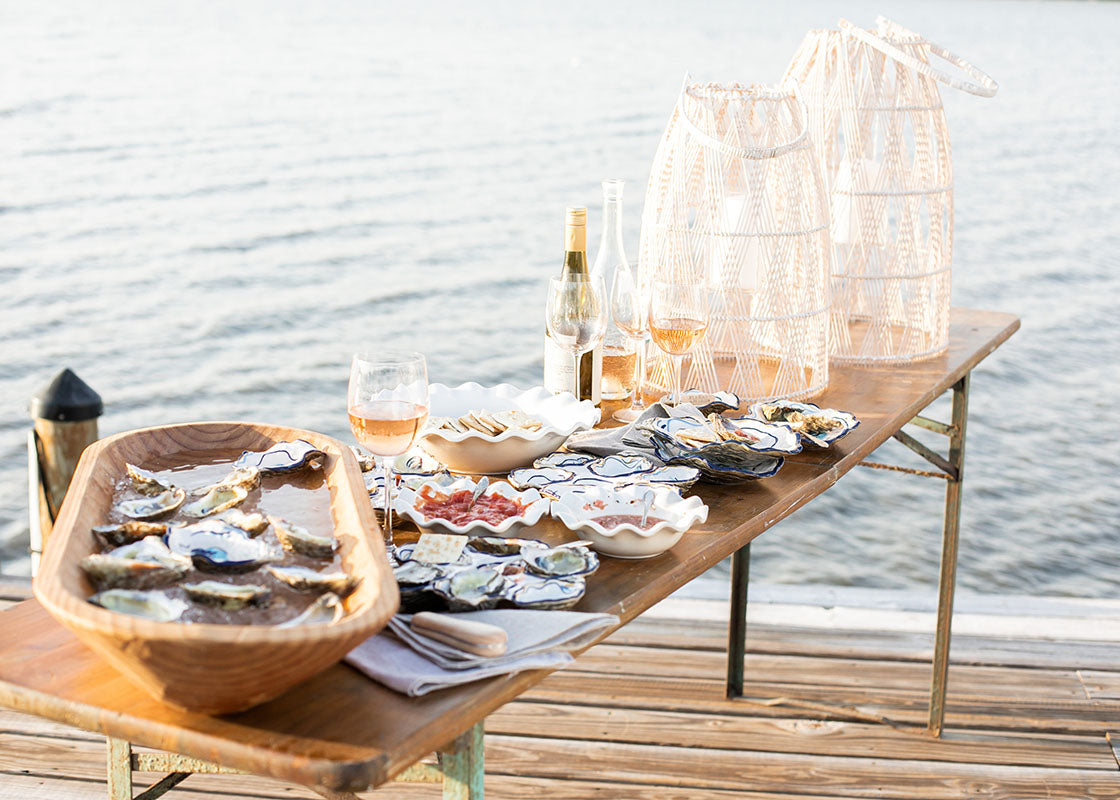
[564,401,708,458]
[345,610,618,696]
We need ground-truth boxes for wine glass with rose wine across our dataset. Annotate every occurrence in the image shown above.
[648,280,709,405]
[609,262,649,422]
[348,352,429,548]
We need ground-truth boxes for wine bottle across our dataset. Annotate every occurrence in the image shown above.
[543,207,601,403]
[591,179,636,401]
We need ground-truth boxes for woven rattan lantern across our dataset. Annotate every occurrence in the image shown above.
[783,18,997,364]
[638,80,830,402]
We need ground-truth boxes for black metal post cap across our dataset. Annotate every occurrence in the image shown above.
[30,368,103,422]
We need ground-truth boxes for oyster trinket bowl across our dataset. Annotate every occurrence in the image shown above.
[747,401,860,446]
[551,484,709,559]
[417,383,600,474]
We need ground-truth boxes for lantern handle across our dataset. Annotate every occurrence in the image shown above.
[676,76,810,160]
[838,17,998,98]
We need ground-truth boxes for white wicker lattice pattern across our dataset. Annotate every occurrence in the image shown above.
[783,17,997,365]
[638,81,831,402]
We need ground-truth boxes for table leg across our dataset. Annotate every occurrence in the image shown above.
[438,721,485,800]
[929,373,970,736]
[726,542,750,699]
[107,738,132,800]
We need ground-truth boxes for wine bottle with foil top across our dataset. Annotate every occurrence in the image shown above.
[591,178,636,401]
[543,207,602,404]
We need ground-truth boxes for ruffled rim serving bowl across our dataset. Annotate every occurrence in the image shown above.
[551,484,709,559]
[393,476,549,536]
[417,383,600,474]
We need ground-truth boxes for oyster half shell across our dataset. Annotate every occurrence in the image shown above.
[181,485,248,518]
[267,565,358,597]
[184,581,271,610]
[277,592,344,627]
[125,464,173,496]
[268,516,337,559]
[88,589,188,622]
[116,488,186,520]
[92,520,169,547]
[80,536,192,590]
[166,522,276,574]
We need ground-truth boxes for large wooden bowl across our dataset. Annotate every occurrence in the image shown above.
[33,421,399,714]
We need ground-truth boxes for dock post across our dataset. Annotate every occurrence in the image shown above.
[28,368,102,572]
[726,542,750,698]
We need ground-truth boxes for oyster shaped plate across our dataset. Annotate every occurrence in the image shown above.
[508,453,700,497]
[747,401,860,446]
[551,483,709,559]
[33,421,399,714]
[394,476,549,536]
[417,383,600,474]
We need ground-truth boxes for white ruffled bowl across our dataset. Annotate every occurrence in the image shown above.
[551,484,708,559]
[417,383,600,474]
[394,476,549,536]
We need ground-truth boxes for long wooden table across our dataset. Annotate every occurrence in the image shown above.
[0,307,1019,800]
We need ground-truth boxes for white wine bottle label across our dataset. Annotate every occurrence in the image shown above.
[543,331,575,396]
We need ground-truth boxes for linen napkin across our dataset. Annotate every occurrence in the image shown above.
[345,609,618,696]
[563,401,708,458]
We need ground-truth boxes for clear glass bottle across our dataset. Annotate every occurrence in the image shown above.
[591,179,636,401]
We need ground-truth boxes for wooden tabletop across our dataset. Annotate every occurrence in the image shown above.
[0,307,1019,794]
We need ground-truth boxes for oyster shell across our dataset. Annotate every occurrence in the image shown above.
[235,440,326,474]
[268,515,336,559]
[183,581,271,610]
[521,545,599,579]
[217,509,269,536]
[532,452,595,469]
[430,566,505,612]
[181,485,248,518]
[190,466,261,496]
[466,536,542,556]
[166,522,276,574]
[349,446,377,472]
[393,560,444,586]
[267,565,358,597]
[88,589,188,622]
[80,536,192,590]
[277,592,344,627]
[125,463,173,496]
[92,520,169,547]
[506,573,585,610]
[116,488,186,520]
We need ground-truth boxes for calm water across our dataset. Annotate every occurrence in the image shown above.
[1,1,1117,597]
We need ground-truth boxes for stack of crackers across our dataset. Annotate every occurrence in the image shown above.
[428,409,545,437]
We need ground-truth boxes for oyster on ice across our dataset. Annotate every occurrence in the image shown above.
[181,485,248,518]
[116,488,186,520]
[217,509,269,536]
[125,464,173,496]
[268,516,337,559]
[80,536,192,590]
[183,581,271,610]
[92,520,169,547]
[277,592,344,627]
[190,466,261,497]
[522,545,599,579]
[267,565,358,597]
[88,589,188,622]
[166,522,276,574]
[235,440,326,474]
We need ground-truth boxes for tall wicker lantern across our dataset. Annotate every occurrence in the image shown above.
[783,18,997,364]
[638,81,830,402]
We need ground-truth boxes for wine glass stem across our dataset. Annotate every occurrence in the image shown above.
[631,337,646,410]
[671,353,683,406]
[381,457,394,547]
[572,350,581,399]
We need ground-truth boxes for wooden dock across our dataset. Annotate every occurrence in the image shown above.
[2,578,1118,799]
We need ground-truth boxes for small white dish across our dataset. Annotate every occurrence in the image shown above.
[394,476,549,537]
[550,484,708,559]
[418,383,600,474]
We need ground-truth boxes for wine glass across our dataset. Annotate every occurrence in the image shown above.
[545,276,607,399]
[609,263,648,422]
[348,352,429,548]
[648,280,709,406]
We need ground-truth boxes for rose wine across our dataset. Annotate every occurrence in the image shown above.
[348,401,429,457]
[650,317,707,355]
[601,346,638,398]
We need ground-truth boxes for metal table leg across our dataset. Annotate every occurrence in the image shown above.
[928,374,970,736]
[726,542,751,698]
[105,720,486,799]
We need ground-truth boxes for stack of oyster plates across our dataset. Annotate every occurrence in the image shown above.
[507,453,700,499]
[392,537,598,612]
[631,415,802,484]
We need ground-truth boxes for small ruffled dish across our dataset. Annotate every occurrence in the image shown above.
[393,476,548,537]
[747,401,859,446]
[507,453,700,496]
[417,383,600,474]
[551,484,708,559]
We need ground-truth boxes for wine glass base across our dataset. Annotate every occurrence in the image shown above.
[612,407,644,423]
